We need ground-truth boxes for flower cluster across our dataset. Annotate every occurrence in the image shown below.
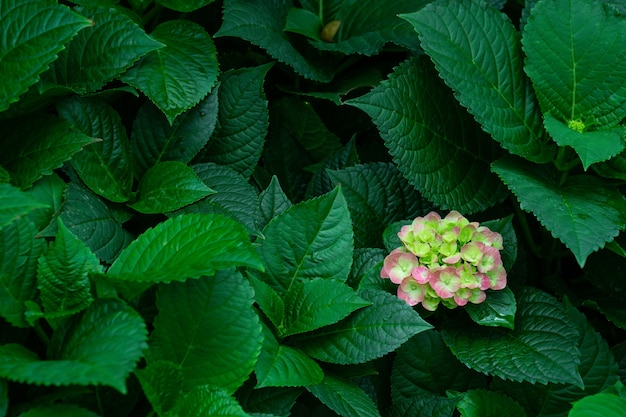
[381,211,507,311]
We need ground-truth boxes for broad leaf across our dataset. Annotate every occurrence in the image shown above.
[258,176,292,230]
[0,0,91,111]
[198,64,272,178]
[295,289,433,364]
[107,213,263,283]
[466,288,517,330]
[236,384,302,417]
[56,96,133,202]
[155,0,216,12]
[215,0,333,82]
[37,219,99,316]
[0,113,95,189]
[282,279,371,336]
[129,161,214,214]
[130,91,218,178]
[255,324,323,388]
[457,390,526,417]
[0,299,147,393]
[522,0,626,127]
[543,114,625,170]
[134,360,182,416]
[23,175,67,231]
[173,385,249,417]
[311,0,429,55]
[0,183,48,230]
[328,162,433,248]
[304,137,360,199]
[248,273,285,331]
[569,392,626,417]
[347,57,507,214]
[149,271,262,393]
[492,156,626,267]
[42,6,163,94]
[121,20,218,123]
[402,0,554,163]
[284,7,322,41]
[442,287,583,387]
[0,217,45,327]
[18,404,100,417]
[258,187,353,293]
[390,396,458,417]
[306,374,381,417]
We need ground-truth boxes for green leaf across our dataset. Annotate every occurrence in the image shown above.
[282,279,370,337]
[23,174,67,231]
[466,288,517,330]
[522,0,626,127]
[442,287,583,387]
[0,299,147,393]
[391,330,487,401]
[155,0,216,12]
[0,217,45,327]
[236,384,302,417]
[350,248,385,289]
[0,183,48,230]
[129,161,214,214]
[42,6,163,94]
[173,163,260,235]
[402,0,554,163]
[390,396,458,417]
[457,390,526,417]
[215,0,333,82]
[347,57,507,214]
[258,176,292,230]
[306,374,381,417]
[53,183,133,263]
[295,289,433,365]
[134,360,182,416]
[0,0,91,111]
[569,393,626,417]
[311,0,428,55]
[56,96,133,202]
[107,213,263,283]
[198,64,272,178]
[149,271,262,393]
[173,385,249,417]
[0,113,96,189]
[258,187,353,293]
[304,136,360,199]
[284,7,323,41]
[130,91,218,178]
[328,162,432,248]
[492,155,626,267]
[248,273,285,331]
[18,404,100,417]
[543,114,626,170]
[255,323,323,388]
[121,20,218,123]
[37,219,99,316]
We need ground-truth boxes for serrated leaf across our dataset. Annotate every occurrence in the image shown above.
[492,155,626,267]
[129,161,214,214]
[391,330,487,401]
[347,57,507,214]
[249,273,284,330]
[255,323,323,388]
[258,176,292,230]
[41,6,163,94]
[569,392,626,417]
[0,113,96,189]
[18,404,100,417]
[174,163,260,234]
[522,0,626,127]
[0,217,45,327]
[198,64,272,178]
[56,96,133,202]
[304,136,360,199]
[258,187,353,293]
[457,390,526,417]
[0,183,48,229]
[466,288,517,329]
[236,384,302,417]
[311,0,428,55]
[107,214,263,283]
[0,0,91,111]
[282,279,370,337]
[306,374,381,417]
[134,360,183,416]
[121,20,218,123]
[174,385,249,417]
[215,0,333,82]
[155,0,216,12]
[0,299,147,393]
[442,287,583,387]
[402,0,554,163]
[328,162,433,248]
[37,219,99,316]
[543,114,625,170]
[52,183,133,263]
[349,247,385,289]
[130,91,218,178]
[23,174,68,231]
[390,396,458,417]
[294,289,433,364]
[149,271,262,393]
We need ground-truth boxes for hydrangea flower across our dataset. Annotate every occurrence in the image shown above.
[381,211,507,311]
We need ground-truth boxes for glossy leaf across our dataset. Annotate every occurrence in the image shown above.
[173,385,249,417]
[0,183,48,230]
[18,404,100,417]
[390,396,458,417]
[569,392,626,417]
[457,390,526,417]
[23,174,67,231]
[307,374,381,417]
[155,0,216,12]
[258,176,292,230]
[466,288,517,330]
[134,360,182,416]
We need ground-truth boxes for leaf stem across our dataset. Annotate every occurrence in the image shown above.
[319,0,324,21]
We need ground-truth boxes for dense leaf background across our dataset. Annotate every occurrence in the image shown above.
[1,0,625,416]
